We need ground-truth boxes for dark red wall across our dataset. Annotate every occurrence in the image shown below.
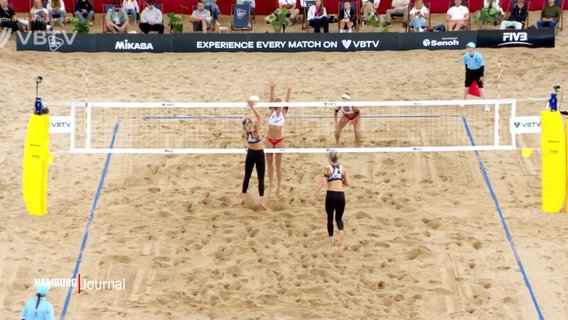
[12,0,564,16]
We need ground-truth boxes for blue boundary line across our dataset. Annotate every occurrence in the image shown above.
[59,121,120,320]
[461,116,544,319]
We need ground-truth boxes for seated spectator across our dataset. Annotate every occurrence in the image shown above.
[47,0,66,26]
[500,0,527,29]
[203,0,221,26]
[0,0,21,30]
[339,0,356,33]
[409,0,429,32]
[74,0,94,26]
[139,0,164,33]
[307,0,329,33]
[122,0,139,23]
[31,0,51,25]
[537,0,560,29]
[105,0,129,33]
[279,0,300,25]
[446,0,469,31]
[479,0,503,26]
[361,0,380,24]
[381,0,409,27]
[190,1,212,33]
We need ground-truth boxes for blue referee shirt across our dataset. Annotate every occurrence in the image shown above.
[22,296,54,320]
[463,51,485,70]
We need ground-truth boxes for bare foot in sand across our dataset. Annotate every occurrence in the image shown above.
[329,237,335,246]
[258,197,267,210]
[240,194,246,207]
[336,230,345,247]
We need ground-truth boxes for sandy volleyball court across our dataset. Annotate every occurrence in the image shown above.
[2,11,568,319]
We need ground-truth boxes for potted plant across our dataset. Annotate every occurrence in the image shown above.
[168,5,189,33]
[366,13,389,32]
[266,8,289,33]
[474,7,503,26]
[70,17,89,33]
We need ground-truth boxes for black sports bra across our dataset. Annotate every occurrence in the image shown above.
[246,132,262,144]
[325,164,344,182]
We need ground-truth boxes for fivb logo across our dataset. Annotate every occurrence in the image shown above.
[17,31,78,51]
[501,32,531,46]
[0,27,12,48]
[236,8,247,19]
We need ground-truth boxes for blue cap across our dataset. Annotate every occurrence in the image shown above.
[466,42,476,48]
[36,283,50,295]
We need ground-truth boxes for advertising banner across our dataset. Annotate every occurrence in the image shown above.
[94,33,173,52]
[475,29,555,48]
[16,29,555,53]
[16,31,95,52]
[173,32,399,52]
[398,31,476,50]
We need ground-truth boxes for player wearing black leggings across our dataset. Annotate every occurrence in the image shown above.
[241,96,266,210]
[309,150,351,246]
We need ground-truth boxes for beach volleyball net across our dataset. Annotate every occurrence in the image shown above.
[69,99,517,154]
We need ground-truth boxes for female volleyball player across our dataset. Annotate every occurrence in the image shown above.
[265,81,292,198]
[309,150,351,246]
[334,92,362,145]
[241,96,266,210]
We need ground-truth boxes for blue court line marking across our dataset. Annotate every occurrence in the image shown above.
[461,116,544,320]
[59,120,120,320]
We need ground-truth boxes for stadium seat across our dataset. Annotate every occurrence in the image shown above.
[101,3,113,33]
[231,3,253,31]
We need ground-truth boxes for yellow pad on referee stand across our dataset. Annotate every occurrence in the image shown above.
[22,113,50,216]
[541,110,566,213]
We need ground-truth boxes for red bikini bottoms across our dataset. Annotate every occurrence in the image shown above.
[267,137,284,147]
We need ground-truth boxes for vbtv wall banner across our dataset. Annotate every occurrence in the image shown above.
[16,30,554,53]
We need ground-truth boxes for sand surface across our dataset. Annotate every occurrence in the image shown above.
[1,11,568,320]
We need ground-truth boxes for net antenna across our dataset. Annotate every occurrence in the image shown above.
[35,75,43,98]
[554,85,562,110]
[69,98,518,154]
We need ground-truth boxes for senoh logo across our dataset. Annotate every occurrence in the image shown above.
[501,32,531,46]
[422,39,460,47]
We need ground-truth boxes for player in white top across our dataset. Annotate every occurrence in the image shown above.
[265,81,292,199]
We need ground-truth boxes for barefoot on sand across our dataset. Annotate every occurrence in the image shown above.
[336,230,345,247]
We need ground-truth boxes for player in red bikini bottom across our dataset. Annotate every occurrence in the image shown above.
[334,92,362,145]
[265,81,292,198]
